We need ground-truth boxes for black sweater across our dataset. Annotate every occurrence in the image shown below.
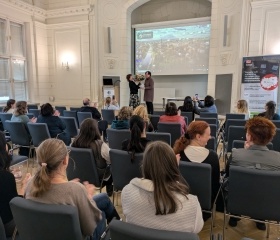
[129,81,140,94]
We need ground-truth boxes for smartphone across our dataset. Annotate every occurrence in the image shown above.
[195,94,198,100]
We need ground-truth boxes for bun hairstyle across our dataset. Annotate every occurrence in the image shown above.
[3,99,15,113]
[14,101,27,116]
[165,102,178,116]
[31,139,68,197]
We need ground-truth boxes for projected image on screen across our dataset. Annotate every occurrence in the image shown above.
[135,23,211,75]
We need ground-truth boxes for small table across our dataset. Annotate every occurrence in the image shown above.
[162,97,185,109]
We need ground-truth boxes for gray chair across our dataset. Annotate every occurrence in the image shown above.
[63,110,77,120]
[107,129,130,150]
[225,113,245,121]
[149,115,160,131]
[77,112,92,127]
[157,122,181,147]
[69,107,80,112]
[26,113,34,119]
[101,109,115,125]
[0,113,12,131]
[272,128,280,152]
[60,117,79,138]
[200,112,218,119]
[146,132,171,145]
[109,149,143,204]
[206,137,216,151]
[55,106,66,116]
[11,155,28,166]
[272,120,280,128]
[226,126,246,153]
[28,109,40,118]
[27,123,51,147]
[232,140,273,150]
[180,111,193,122]
[209,124,217,138]
[109,219,199,240]
[195,117,218,126]
[224,119,246,141]
[0,106,3,112]
[67,147,101,188]
[179,162,216,236]
[224,166,280,238]
[10,197,83,240]
[153,110,165,116]
[27,104,38,110]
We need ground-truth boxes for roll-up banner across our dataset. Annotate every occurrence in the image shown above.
[241,55,280,116]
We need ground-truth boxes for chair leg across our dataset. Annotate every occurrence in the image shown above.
[266,222,270,238]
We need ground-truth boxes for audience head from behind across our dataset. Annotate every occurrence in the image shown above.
[0,131,11,170]
[105,97,112,106]
[204,95,215,107]
[40,103,55,117]
[180,96,193,112]
[245,117,276,147]
[142,141,189,215]
[3,99,16,113]
[82,98,91,106]
[118,106,133,121]
[133,105,149,123]
[264,100,277,120]
[14,101,27,116]
[173,121,210,154]
[72,118,101,147]
[165,102,178,116]
[236,99,249,114]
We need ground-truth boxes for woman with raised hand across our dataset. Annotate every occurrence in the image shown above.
[24,138,120,240]
[122,141,203,233]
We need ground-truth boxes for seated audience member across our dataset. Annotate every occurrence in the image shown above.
[226,117,280,230]
[122,141,204,233]
[159,102,187,134]
[104,97,119,110]
[0,131,31,237]
[111,95,119,108]
[37,103,71,145]
[111,106,132,129]
[122,115,151,160]
[132,105,154,132]
[3,99,16,113]
[72,119,113,196]
[178,96,195,120]
[258,100,280,120]
[25,139,120,240]
[193,95,217,115]
[173,121,220,205]
[234,99,250,119]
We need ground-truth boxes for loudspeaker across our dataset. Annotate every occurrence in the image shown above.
[223,15,228,47]
[108,27,112,53]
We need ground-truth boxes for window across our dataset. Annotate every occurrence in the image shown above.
[0,18,27,102]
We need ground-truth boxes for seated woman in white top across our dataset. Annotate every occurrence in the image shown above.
[121,141,204,233]
[104,97,119,110]
[3,99,16,113]
[234,99,250,120]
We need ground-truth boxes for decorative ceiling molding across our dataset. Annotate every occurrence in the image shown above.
[47,5,94,19]
[251,0,280,8]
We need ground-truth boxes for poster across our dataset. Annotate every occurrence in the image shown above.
[241,55,280,115]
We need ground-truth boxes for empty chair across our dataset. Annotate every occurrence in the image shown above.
[27,104,38,110]
[272,128,280,152]
[232,140,273,150]
[0,113,12,131]
[28,109,40,118]
[206,136,216,151]
[101,109,116,125]
[196,117,218,126]
[27,123,51,147]
[272,120,280,129]
[224,119,246,141]
[59,117,79,138]
[157,122,181,147]
[26,113,34,119]
[55,106,66,116]
[149,115,160,131]
[109,219,199,240]
[226,126,246,153]
[10,197,83,240]
[11,155,29,166]
[63,110,77,119]
[153,110,165,115]
[77,112,92,127]
[180,111,194,123]
[107,129,130,150]
[146,132,171,145]
[225,113,246,121]
[0,106,3,112]
[69,107,80,112]
[200,112,218,119]
[209,124,217,138]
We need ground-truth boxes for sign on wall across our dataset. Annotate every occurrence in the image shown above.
[241,55,280,115]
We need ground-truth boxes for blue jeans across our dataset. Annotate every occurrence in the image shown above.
[92,193,115,240]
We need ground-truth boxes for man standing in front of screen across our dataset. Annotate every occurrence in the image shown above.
[144,71,154,114]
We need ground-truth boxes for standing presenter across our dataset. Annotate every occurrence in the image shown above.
[144,71,154,114]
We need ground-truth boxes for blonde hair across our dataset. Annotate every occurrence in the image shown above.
[118,106,133,120]
[105,97,111,105]
[133,105,149,122]
[236,100,249,114]
[31,139,68,197]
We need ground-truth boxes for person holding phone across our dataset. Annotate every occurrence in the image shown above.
[193,95,217,115]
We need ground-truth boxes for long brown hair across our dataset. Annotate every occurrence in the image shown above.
[142,141,189,215]
[31,139,68,197]
[173,121,209,154]
[14,101,27,116]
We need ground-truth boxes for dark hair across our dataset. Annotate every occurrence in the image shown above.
[14,101,27,116]
[165,102,178,116]
[246,117,276,145]
[204,95,214,107]
[142,141,189,215]
[126,74,132,82]
[181,96,193,112]
[3,99,15,113]
[127,115,145,161]
[40,103,54,116]
[0,131,11,170]
[265,101,276,120]
[173,121,209,154]
[145,71,151,77]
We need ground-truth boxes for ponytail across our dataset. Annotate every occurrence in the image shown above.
[31,163,51,197]
[127,122,144,161]
[173,135,190,154]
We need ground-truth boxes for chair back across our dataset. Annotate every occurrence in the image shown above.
[109,149,143,191]
[28,109,40,118]
[225,113,245,121]
[157,122,181,147]
[27,104,38,110]
[180,111,193,122]
[0,113,12,130]
[206,137,216,151]
[0,106,3,112]
[55,106,66,116]
[195,117,217,126]
[26,113,34,119]
[59,117,79,138]
[232,140,273,150]
[5,121,30,146]
[10,197,83,240]
[101,109,115,125]
[107,129,130,150]
[272,120,280,128]
[11,155,28,166]
[63,110,77,119]
[69,107,80,112]
[153,110,165,116]
[272,128,280,152]
[224,119,246,141]
[179,161,212,210]
[200,112,218,119]
[27,123,51,147]
[227,166,280,221]
[226,126,246,153]
[149,115,160,131]
[0,217,6,240]
[146,132,171,145]
[77,112,92,127]
[209,124,217,138]
[109,219,199,240]
[67,147,100,186]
